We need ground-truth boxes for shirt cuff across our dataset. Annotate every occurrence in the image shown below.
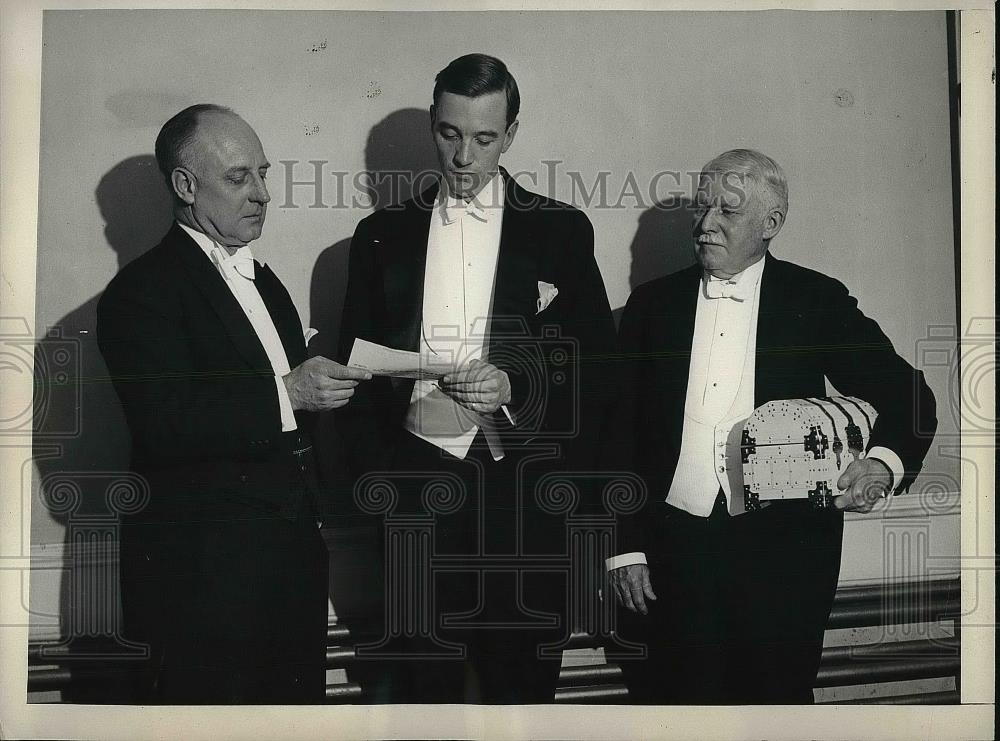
[867,446,903,491]
[274,375,298,432]
[606,552,647,571]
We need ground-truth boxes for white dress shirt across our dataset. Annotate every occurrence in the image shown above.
[607,257,904,571]
[404,174,505,459]
[666,258,766,517]
[178,222,297,432]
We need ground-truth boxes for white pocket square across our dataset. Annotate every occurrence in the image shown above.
[536,281,559,314]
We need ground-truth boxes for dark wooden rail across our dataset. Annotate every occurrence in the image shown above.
[27,577,960,704]
[551,577,961,704]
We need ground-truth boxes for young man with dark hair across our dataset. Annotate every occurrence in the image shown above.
[337,54,617,703]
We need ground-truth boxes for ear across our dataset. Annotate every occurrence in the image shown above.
[500,119,519,154]
[762,206,785,241]
[170,167,197,206]
[429,104,437,130]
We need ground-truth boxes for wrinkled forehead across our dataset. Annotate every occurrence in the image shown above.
[695,169,757,208]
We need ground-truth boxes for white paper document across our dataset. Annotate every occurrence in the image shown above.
[347,338,448,380]
[348,338,506,461]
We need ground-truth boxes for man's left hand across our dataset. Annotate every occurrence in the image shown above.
[833,458,893,513]
[439,359,511,414]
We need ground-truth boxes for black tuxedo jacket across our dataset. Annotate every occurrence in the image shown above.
[608,254,937,555]
[97,222,315,522]
[336,170,617,480]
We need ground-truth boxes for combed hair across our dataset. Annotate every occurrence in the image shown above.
[433,54,520,127]
[154,103,233,186]
[702,148,788,215]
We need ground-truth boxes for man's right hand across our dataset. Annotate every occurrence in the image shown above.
[609,564,657,615]
[283,357,372,412]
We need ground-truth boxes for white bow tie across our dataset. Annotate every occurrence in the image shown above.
[704,275,752,301]
[216,246,261,281]
[442,197,488,225]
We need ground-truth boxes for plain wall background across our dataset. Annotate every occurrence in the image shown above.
[30,10,959,635]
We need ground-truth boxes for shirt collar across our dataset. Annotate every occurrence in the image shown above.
[178,221,261,281]
[436,172,505,226]
[702,255,766,301]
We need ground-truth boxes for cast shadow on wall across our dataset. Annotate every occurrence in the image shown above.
[31,155,173,700]
[307,107,438,361]
[614,195,697,325]
[307,108,438,701]
[307,106,438,494]
[306,106,438,488]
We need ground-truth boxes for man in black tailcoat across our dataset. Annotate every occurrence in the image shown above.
[337,54,617,703]
[98,104,370,703]
[606,149,937,704]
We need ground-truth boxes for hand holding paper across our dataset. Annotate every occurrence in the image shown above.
[349,340,514,428]
[440,358,512,415]
[283,356,371,412]
[347,338,447,380]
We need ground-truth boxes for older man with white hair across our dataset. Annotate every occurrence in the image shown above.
[605,149,936,704]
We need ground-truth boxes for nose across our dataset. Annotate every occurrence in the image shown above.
[251,173,270,204]
[453,139,473,168]
[695,205,719,233]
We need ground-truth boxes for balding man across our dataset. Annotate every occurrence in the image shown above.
[605,149,936,703]
[97,104,370,703]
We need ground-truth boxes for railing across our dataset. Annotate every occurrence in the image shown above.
[550,577,961,704]
[27,577,960,704]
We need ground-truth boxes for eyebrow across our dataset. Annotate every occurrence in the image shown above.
[224,162,270,176]
[436,121,501,138]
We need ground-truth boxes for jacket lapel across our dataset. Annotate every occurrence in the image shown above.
[382,186,436,353]
[659,264,701,410]
[487,173,543,352]
[170,224,272,371]
[255,263,306,368]
[754,254,808,404]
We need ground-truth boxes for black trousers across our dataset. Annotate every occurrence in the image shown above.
[615,493,844,704]
[360,432,569,704]
[120,460,329,704]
